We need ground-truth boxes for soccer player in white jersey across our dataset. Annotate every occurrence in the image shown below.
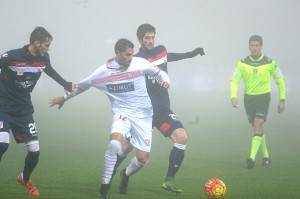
[49,38,170,199]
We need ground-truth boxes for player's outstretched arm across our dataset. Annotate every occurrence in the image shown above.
[167,47,205,62]
[49,83,88,109]
[44,65,75,92]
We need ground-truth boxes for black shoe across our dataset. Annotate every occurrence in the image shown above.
[119,169,129,194]
[262,157,271,167]
[246,158,255,169]
[99,184,110,199]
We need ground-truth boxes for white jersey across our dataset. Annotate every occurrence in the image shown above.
[68,57,169,118]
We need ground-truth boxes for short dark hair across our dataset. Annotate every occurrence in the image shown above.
[136,23,156,41]
[114,38,134,53]
[30,26,52,44]
[249,35,263,45]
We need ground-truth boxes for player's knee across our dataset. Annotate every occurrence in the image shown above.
[136,156,148,164]
[254,117,264,126]
[26,140,40,152]
[108,139,122,155]
[136,152,149,164]
[173,128,187,144]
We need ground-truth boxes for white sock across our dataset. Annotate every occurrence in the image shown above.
[174,143,187,150]
[102,140,122,184]
[125,157,145,176]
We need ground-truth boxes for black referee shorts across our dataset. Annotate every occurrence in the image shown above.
[244,92,271,124]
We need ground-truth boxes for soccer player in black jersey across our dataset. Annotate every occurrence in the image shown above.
[115,23,205,194]
[0,27,74,197]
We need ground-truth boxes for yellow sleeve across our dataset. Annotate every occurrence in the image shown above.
[271,61,286,100]
[230,62,242,99]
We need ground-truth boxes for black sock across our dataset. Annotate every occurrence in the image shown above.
[112,155,126,177]
[0,143,9,161]
[23,151,40,182]
[100,183,110,197]
[166,146,185,179]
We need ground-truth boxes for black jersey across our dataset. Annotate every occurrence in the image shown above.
[0,45,71,115]
[135,45,170,114]
[135,45,200,114]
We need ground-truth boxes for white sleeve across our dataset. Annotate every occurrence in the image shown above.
[64,66,104,101]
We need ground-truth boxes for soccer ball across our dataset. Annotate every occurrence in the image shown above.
[204,178,226,198]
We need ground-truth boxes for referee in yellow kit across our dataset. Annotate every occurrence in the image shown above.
[230,35,286,169]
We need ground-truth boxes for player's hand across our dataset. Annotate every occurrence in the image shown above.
[278,100,285,113]
[231,98,239,108]
[49,96,65,109]
[193,48,205,56]
[160,81,170,88]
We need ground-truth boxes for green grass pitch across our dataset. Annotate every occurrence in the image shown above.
[0,95,299,199]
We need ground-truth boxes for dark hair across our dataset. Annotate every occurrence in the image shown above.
[30,26,52,44]
[114,38,134,53]
[249,35,263,45]
[136,23,156,41]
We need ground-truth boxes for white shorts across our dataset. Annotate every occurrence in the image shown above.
[111,114,152,152]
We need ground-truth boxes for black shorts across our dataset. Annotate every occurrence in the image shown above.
[244,93,271,124]
[0,112,38,143]
[153,109,184,137]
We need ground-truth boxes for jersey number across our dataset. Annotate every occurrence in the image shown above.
[28,123,37,135]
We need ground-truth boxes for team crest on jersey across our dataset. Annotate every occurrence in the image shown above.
[145,139,150,146]
[0,121,3,129]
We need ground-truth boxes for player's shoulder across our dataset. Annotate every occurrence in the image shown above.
[240,55,273,65]
[131,57,152,70]
[132,56,150,65]
[262,55,273,63]
[240,56,250,64]
[4,47,24,57]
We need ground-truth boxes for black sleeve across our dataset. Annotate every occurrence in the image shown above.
[167,48,205,62]
[44,65,73,92]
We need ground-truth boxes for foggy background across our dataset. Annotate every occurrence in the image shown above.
[0,0,299,149]
[1,1,300,198]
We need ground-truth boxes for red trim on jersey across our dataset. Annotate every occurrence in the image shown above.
[92,70,141,84]
[159,122,171,134]
[147,50,167,63]
[13,61,47,68]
